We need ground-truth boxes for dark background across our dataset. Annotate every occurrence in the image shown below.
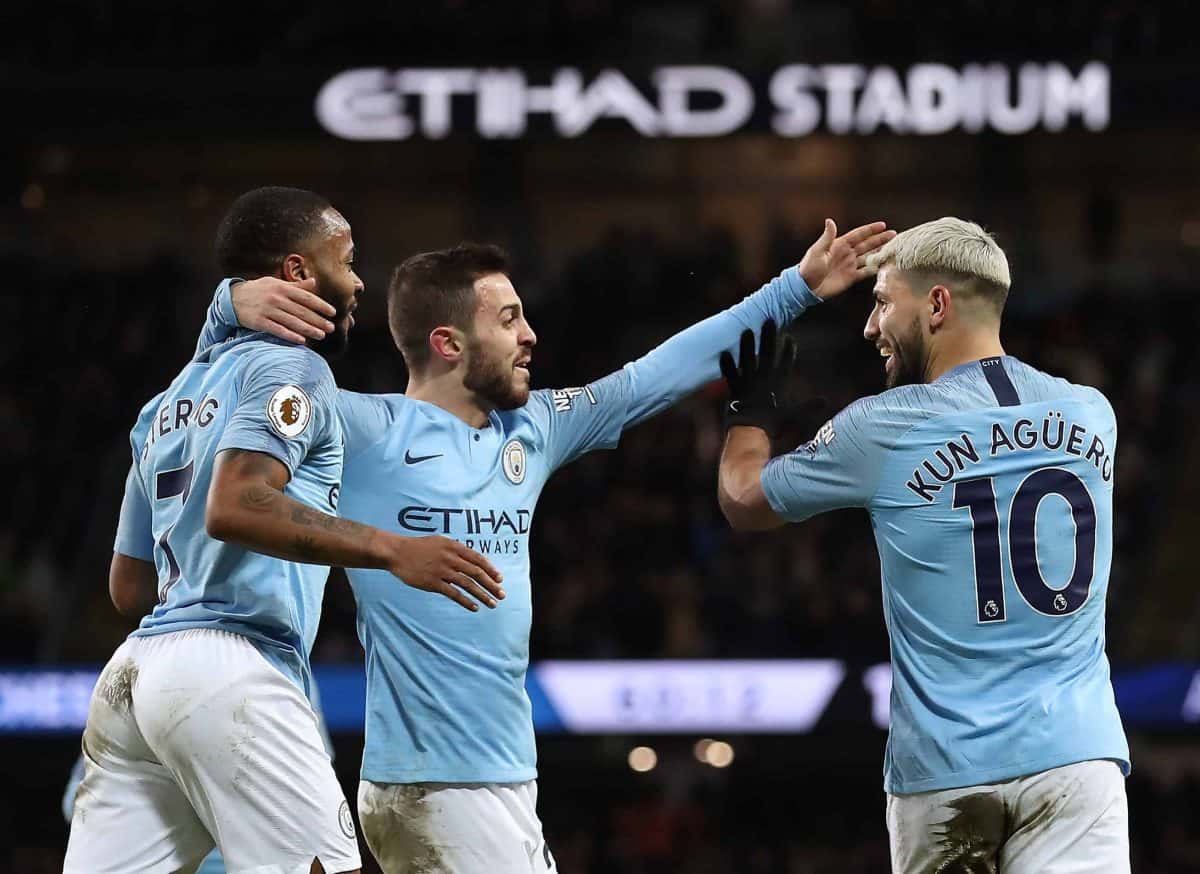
[3,2,1199,871]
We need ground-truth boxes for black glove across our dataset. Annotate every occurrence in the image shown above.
[719,319,797,435]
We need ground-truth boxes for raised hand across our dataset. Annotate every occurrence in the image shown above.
[231,276,336,344]
[798,219,897,301]
[384,533,507,612]
[719,319,797,436]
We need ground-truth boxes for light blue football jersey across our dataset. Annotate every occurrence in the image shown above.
[198,267,819,782]
[762,356,1129,794]
[115,332,343,693]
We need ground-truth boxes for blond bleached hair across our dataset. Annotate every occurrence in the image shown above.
[867,217,1011,310]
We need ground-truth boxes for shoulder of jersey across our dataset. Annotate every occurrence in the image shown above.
[237,338,337,384]
[353,390,408,423]
[130,389,169,442]
[843,382,955,422]
[1009,360,1113,413]
[496,396,548,435]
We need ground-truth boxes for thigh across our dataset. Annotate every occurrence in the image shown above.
[64,645,214,874]
[1000,760,1130,874]
[134,630,361,874]
[514,782,557,873]
[359,780,553,874]
[886,784,1005,874]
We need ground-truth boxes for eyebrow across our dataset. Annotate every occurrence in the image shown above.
[499,303,521,317]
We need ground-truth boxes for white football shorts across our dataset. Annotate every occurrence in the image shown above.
[358,779,557,874]
[886,759,1129,874]
[64,628,361,874]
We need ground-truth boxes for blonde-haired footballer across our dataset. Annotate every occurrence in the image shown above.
[718,217,1130,873]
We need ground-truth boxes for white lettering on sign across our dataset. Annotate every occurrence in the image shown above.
[316,63,1110,141]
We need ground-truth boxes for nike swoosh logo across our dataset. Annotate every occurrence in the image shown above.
[404,450,443,465]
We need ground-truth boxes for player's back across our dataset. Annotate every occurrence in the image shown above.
[862,356,1128,793]
[124,333,342,688]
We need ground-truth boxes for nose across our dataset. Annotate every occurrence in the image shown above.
[864,309,880,342]
[522,321,537,348]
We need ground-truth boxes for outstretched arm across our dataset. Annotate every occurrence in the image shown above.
[532,220,894,472]
[618,219,895,430]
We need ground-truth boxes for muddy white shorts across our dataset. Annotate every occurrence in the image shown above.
[64,628,361,874]
[357,779,557,874]
[886,759,1129,874]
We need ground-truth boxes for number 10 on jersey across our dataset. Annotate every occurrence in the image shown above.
[953,467,1098,623]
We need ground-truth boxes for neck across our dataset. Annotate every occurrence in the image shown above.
[405,367,493,428]
[923,327,1006,383]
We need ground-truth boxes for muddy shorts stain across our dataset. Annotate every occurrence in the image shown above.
[98,658,139,712]
[930,793,1000,874]
[362,784,447,874]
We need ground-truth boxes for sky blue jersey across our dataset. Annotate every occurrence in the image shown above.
[762,356,1129,794]
[198,268,819,782]
[116,329,343,693]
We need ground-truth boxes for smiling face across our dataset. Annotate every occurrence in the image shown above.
[462,272,537,410]
[864,265,929,389]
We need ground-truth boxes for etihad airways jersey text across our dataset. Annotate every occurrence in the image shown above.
[197,266,821,783]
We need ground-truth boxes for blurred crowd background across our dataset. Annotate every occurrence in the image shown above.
[4,1,1199,871]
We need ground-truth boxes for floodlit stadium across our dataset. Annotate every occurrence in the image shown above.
[4,3,1199,872]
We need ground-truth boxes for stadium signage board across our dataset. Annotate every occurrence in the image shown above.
[316,62,1110,141]
[2,659,1195,734]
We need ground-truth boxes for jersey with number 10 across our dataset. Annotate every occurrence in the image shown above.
[115,334,343,692]
[762,356,1129,795]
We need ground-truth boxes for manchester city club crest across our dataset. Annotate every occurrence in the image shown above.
[502,438,526,484]
[338,799,355,838]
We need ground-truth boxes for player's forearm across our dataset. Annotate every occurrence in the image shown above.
[620,267,819,428]
[108,553,160,617]
[718,426,775,530]
[206,482,391,570]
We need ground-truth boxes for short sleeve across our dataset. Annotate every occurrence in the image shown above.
[114,462,155,561]
[761,396,899,522]
[337,390,394,462]
[217,345,339,475]
[525,370,632,471]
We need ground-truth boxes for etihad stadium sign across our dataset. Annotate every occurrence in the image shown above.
[316,62,1109,141]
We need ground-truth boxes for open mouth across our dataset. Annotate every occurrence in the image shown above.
[879,345,896,378]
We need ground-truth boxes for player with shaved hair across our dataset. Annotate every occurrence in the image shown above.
[718,217,1130,873]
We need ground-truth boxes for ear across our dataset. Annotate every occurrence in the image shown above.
[282,254,308,282]
[428,326,467,363]
[928,285,952,331]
